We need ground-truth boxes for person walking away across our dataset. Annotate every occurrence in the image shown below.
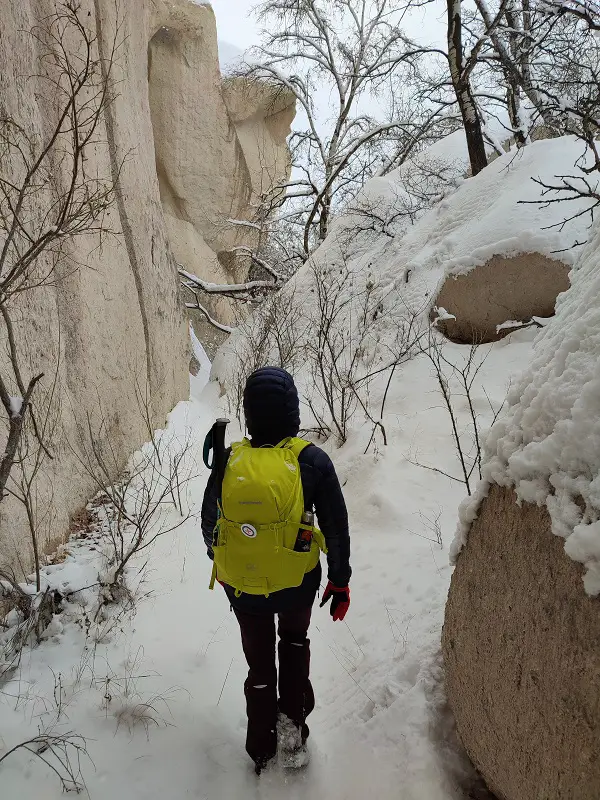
[201,367,351,774]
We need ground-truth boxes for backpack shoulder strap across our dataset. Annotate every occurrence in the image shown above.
[279,437,312,459]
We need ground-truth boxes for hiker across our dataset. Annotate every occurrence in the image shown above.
[201,366,351,774]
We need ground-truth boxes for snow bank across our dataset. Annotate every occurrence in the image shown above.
[452,218,600,595]
[287,135,593,349]
[387,136,589,294]
[217,132,599,591]
[189,322,212,398]
[403,140,587,275]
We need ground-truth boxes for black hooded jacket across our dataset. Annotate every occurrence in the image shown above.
[201,367,351,614]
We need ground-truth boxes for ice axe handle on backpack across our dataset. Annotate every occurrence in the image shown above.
[202,418,230,472]
[213,418,229,490]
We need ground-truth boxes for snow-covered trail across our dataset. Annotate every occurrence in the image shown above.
[1,332,534,798]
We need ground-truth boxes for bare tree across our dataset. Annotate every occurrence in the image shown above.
[220,285,307,428]
[3,365,61,592]
[469,0,600,144]
[462,0,600,228]
[70,398,195,604]
[240,0,447,260]
[410,329,506,495]
[304,254,425,448]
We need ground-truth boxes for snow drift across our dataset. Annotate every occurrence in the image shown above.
[344,134,591,318]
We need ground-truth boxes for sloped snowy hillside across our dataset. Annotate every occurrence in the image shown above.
[313,134,592,323]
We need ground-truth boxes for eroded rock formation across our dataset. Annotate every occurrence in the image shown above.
[0,0,290,574]
[148,2,295,340]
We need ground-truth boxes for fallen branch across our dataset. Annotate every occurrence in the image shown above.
[178,267,279,296]
[185,297,233,334]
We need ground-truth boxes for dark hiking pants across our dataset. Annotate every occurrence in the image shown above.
[233,606,315,764]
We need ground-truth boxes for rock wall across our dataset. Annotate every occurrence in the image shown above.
[2,0,288,575]
[147,3,295,339]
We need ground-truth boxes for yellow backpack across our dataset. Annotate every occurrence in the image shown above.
[210,437,327,596]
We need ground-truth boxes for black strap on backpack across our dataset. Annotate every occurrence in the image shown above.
[204,419,230,591]
[203,418,230,482]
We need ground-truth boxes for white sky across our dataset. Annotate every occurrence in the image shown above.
[209,0,261,50]
[209,0,446,52]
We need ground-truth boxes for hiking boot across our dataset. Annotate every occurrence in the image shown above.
[254,754,276,776]
[277,713,310,769]
[279,742,310,769]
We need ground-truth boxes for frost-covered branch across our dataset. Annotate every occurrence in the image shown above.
[185,296,234,334]
[541,0,600,29]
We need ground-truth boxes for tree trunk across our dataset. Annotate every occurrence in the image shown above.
[447,0,488,175]
[507,82,526,146]
[505,5,527,146]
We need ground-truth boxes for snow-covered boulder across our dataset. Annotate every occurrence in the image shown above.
[443,202,600,799]
[444,485,600,800]
[315,135,591,347]
[433,252,569,343]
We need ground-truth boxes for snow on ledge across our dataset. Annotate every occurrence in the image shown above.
[451,216,600,595]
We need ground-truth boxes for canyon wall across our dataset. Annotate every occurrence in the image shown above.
[0,0,292,574]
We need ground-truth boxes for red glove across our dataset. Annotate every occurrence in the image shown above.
[320,581,350,621]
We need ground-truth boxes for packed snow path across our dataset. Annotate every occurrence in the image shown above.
[0,332,535,798]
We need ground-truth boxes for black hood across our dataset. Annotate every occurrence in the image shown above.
[243,367,300,446]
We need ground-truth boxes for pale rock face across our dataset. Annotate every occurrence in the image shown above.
[0,0,189,573]
[148,2,295,328]
[0,0,290,574]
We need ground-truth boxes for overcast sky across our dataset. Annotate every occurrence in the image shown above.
[208,0,446,52]
[209,0,260,50]
[208,0,448,143]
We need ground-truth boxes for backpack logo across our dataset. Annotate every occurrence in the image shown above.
[241,523,257,539]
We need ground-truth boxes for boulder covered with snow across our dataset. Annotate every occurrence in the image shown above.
[443,205,600,799]
[444,485,600,800]
[317,135,591,349]
[433,252,569,343]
